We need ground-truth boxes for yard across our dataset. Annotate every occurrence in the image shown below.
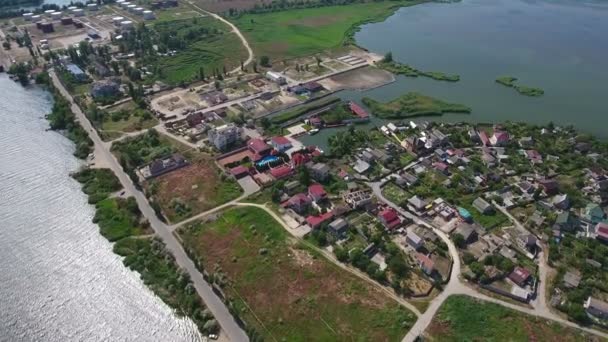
[382,182,411,206]
[145,155,242,223]
[232,1,417,59]
[425,295,592,341]
[179,206,416,341]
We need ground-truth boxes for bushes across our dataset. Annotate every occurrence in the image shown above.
[73,168,122,204]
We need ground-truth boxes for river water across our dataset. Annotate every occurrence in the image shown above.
[300,0,608,150]
[0,75,201,341]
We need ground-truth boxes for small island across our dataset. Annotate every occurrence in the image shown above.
[495,76,544,97]
[362,92,471,119]
[377,53,460,82]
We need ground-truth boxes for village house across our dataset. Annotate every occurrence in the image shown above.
[270,136,292,152]
[65,63,87,81]
[582,203,606,224]
[229,165,249,179]
[269,164,294,180]
[328,218,348,238]
[553,194,571,210]
[140,154,188,180]
[306,211,334,229]
[309,162,330,181]
[91,79,120,99]
[286,193,312,214]
[455,223,478,244]
[595,222,608,243]
[378,207,401,230]
[283,180,301,195]
[408,195,428,214]
[406,231,424,250]
[417,253,435,276]
[208,123,240,150]
[308,184,327,202]
[562,270,582,289]
[538,179,559,196]
[584,297,608,319]
[490,130,510,146]
[553,211,577,231]
[509,267,531,287]
[248,138,272,157]
[472,197,494,214]
[353,159,371,174]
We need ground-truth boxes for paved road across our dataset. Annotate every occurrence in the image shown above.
[370,181,608,341]
[184,0,253,74]
[50,70,249,342]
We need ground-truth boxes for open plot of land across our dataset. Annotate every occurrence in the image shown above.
[100,101,158,138]
[425,295,593,341]
[152,17,248,84]
[319,65,394,91]
[180,206,416,341]
[232,2,414,59]
[362,92,471,119]
[146,155,242,223]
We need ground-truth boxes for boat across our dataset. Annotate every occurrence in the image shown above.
[308,128,320,135]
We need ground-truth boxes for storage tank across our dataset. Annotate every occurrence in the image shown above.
[87,3,98,10]
[120,2,130,8]
[112,16,124,25]
[44,9,55,17]
[120,20,133,29]
[143,10,155,20]
[73,8,84,17]
[134,7,144,15]
[73,20,84,28]
[23,12,33,21]
[31,15,42,22]
[67,6,77,11]
[127,4,137,12]
[61,17,73,25]
[51,12,62,20]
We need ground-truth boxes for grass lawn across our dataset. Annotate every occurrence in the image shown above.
[94,197,150,241]
[145,155,242,223]
[101,101,158,134]
[232,1,417,59]
[382,182,411,206]
[425,295,591,341]
[153,17,248,84]
[180,206,416,341]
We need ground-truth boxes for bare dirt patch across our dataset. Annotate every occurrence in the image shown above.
[290,14,338,27]
[319,65,394,91]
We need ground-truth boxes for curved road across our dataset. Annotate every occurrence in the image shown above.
[184,0,254,74]
[50,70,249,342]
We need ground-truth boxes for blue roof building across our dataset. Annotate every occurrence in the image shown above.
[66,63,86,81]
[458,207,472,222]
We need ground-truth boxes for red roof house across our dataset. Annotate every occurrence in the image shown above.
[378,208,401,230]
[269,165,293,179]
[271,136,292,152]
[306,211,334,229]
[490,131,510,146]
[479,131,490,146]
[291,152,312,167]
[308,184,327,202]
[349,101,369,119]
[248,138,272,155]
[229,165,249,179]
[596,223,608,242]
[433,162,449,175]
[509,267,531,287]
[417,253,435,275]
[286,193,312,214]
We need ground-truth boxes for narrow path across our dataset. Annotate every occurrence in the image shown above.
[50,70,249,342]
[184,0,254,74]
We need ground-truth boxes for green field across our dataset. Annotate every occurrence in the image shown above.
[270,96,340,124]
[378,60,460,82]
[152,18,248,84]
[180,206,416,341]
[232,1,419,59]
[101,101,158,135]
[425,295,591,341]
[362,92,471,119]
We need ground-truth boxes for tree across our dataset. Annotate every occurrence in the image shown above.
[388,255,409,278]
[199,67,205,81]
[452,233,466,248]
[252,60,258,73]
[315,56,321,67]
[260,55,270,67]
[382,51,393,63]
[298,166,311,186]
[240,59,244,71]
[260,117,272,130]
